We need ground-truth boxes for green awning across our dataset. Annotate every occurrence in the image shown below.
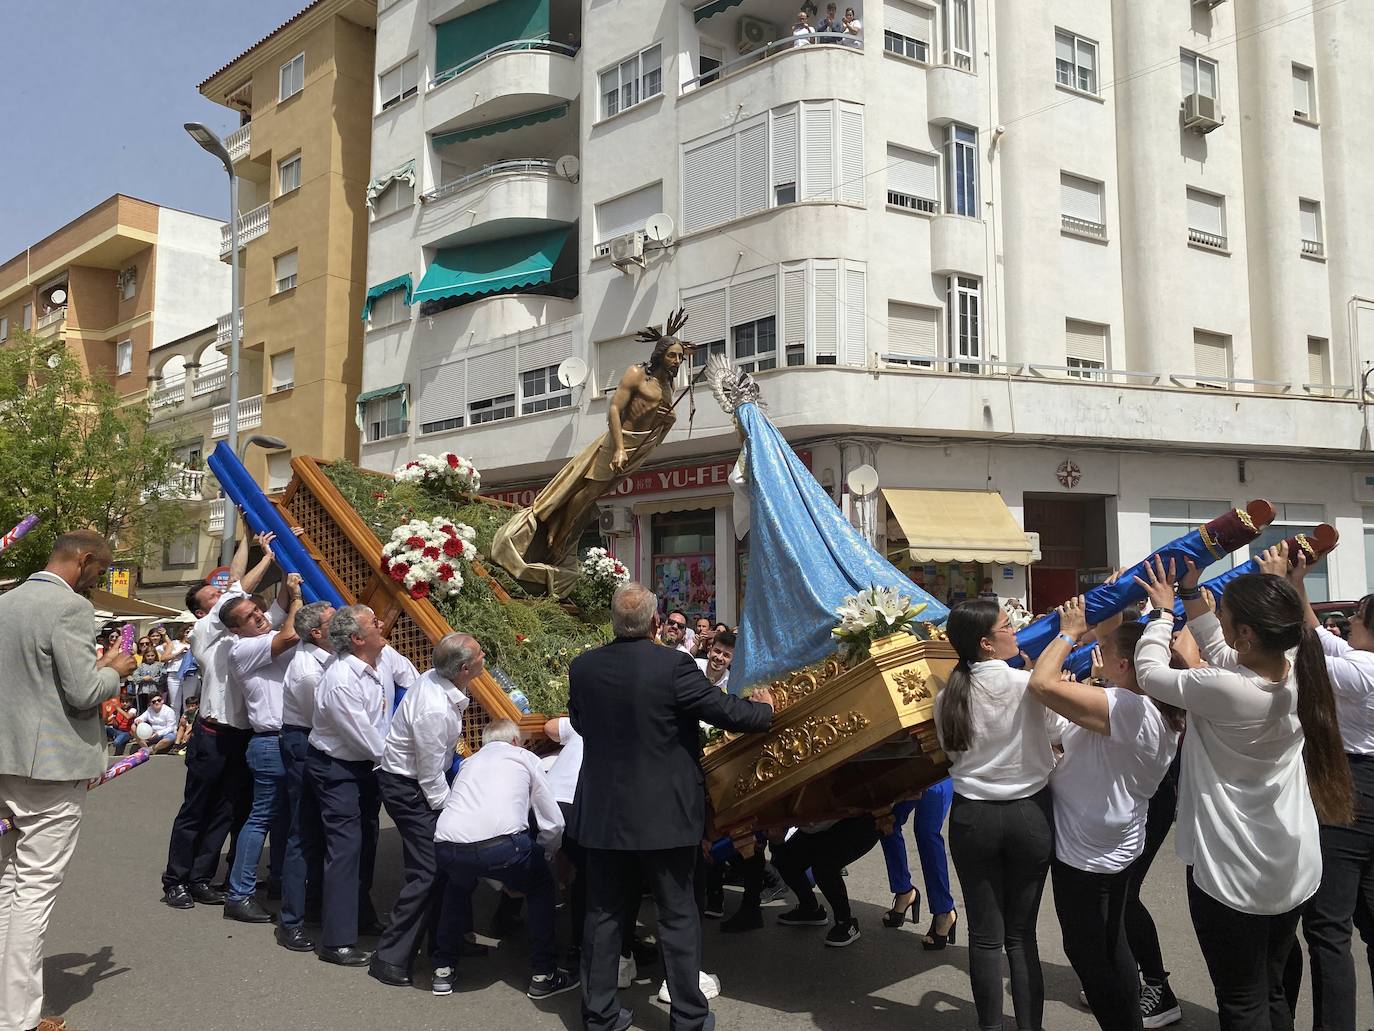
[354,384,408,430]
[361,274,413,321]
[435,0,549,80]
[694,0,746,22]
[414,227,572,307]
[432,103,568,147]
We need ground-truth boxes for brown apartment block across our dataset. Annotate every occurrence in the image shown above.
[199,0,376,489]
[0,195,228,399]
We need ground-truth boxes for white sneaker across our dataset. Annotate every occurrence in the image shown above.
[657,971,720,1004]
[617,954,637,989]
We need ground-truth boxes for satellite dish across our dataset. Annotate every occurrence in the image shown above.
[555,155,580,182]
[644,213,675,244]
[846,464,879,497]
[557,356,589,388]
[50,288,67,304]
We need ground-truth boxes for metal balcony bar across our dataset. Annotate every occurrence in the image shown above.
[219,202,270,256]
[879,354,1025,375]
[1027,364,1162,385]
[1061,214,1107,238]
[1187,227,1227,250]
[193,367,227,397]
[421,159,559,203]
[1169,375,1293,392]
[211,394,263,438]
[429,38,578,91]
[682,33,863,94]
[225,122,252,163]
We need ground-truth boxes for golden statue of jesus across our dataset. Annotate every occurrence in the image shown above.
[489,310,691,596]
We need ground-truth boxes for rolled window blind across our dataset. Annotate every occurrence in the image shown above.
[466,348,518,401]
[813,265,838,357]
[1060,173,1103,223]
[1065,319,1107,363]
[888,302,939,358]
[1193,331,1230,379]
[419,360,466,423]
[888,145,937,199]
[730,276,776,327]
[737,120,769,218]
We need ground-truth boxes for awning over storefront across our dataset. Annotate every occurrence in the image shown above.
[88,589,182,619]
[432,103,569,146]
[694,0,746,22]
[361,274,413,321]
[413,227,571,306]
[883,488,1035,565]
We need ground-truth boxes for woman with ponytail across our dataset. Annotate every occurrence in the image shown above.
[934,599,1069,1031]
[1134,554,1353,1030]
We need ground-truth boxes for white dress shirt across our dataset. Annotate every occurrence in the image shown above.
[435,740,564,856]
[933,659,1069,801]
[283,642,331,729]
[377,644,420,725]
[230,631,294,733]
[379,669,469,810]
[309,652,390,763]
[135,703,178,737]
[546,717,584,806]
[193,587,286,729]
[1315,626,1374,755]
[1137,610,1319,916]
[695,657,730,695]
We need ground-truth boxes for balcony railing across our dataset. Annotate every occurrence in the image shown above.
[150,378,187,410]
[212,394,263,438]
[37,305,67,329]
[208,498,226,534]
[216,308,245,346]
[219,202,270,257]
[428,38,579,91]
[1188,227,1227,251]
[682,32,863,94]
[1302,238,1325,258]
[422,159,559,203]
[225,122,252,163]
[193,366,227,397]
[1061,214,1107,239]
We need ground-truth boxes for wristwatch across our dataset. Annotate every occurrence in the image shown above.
[1146,608,1172,622]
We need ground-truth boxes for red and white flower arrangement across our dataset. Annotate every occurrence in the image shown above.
[395,452,481,494]
[581,547,629,589]
[380,517,477,601]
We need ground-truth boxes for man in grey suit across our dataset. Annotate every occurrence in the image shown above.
[0,529,137,1031]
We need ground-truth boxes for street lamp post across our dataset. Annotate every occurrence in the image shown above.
[185,122,242,566]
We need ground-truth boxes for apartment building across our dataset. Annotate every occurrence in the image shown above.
[359,0,1374,622]
[0,194,226,399]
[197,0,376,491]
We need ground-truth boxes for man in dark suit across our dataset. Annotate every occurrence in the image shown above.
[570,582,774,1031]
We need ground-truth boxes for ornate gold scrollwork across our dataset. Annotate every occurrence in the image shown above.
[733,710,871,799]
[768,657,845,713]
[921,622,949,642]
[892,666,931,706]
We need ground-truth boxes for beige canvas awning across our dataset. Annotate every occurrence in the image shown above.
[87,589,182,618]
[883,488,1035,565]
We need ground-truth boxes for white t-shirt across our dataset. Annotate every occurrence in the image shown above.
[1315,626,1374,755]
[934,659,1069,800]
[135,703,178,737]
[1137,610,1320,916]
[546,717,584,806]
[696,656,730,694]
[1051,688,1179,873]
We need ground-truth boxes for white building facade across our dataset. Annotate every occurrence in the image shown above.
[359,0,1374,623]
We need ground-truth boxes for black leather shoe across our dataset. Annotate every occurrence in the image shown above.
[276,925,315,952]
[224,897,273,923]
[162,884,195,910]
[367,958,412,987]
[188,882,227,905]
[318,945,373,967]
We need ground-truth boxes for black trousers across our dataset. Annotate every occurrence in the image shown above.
[162,720,250,889]
[771,817,881,924]
[582,846,710,1031]
[1188,867,1302,1031]
[1052,859,1143,1031]
[948,789,1054,1031]
[1124,762,1177,983]
[557,802,587,951]
[375,771,442,969]
[278,725,323,929]
[306,746,380,949]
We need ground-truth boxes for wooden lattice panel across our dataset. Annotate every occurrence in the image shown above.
[286,484,374,600]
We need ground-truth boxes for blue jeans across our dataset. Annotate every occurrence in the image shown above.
[227,733,288,902]
[880,777,954,914]
[435,833,556,975]
[107,728,132,753]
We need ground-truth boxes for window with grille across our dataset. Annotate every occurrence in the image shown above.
[1300,199,1323,258]
[887,145,938,213]
[380,55,419,110]
[279,52,305,101]
[1192,329,1231,385]
[1181,50,1219,100]
[469,393,515,425]
[1186,188,1226,250]
[520,364,573,415]
[1065,319,1108,380]
[1292,63,1316,120]
[944,124,977,217]
[946,276,981,371]
[274,250,298,293]
[1055,30,1098,93]
[278,154,301,196]
[366,394,409,441]
[599,44,662,120]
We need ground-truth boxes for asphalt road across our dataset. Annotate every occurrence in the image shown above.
[38,756,1373,1031]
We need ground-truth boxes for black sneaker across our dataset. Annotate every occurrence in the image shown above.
[824,918,861,947]
[527,969,580,1000]
[1140,979,1181,1028]
[431,965,455,996]
[777,904,829,926]
[704,889,725,918]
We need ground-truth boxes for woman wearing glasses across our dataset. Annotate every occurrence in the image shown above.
[935,599,1069,1031]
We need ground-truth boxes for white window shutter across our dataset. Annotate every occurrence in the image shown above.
[466,347,518,400]
[888,302,940,359]
[771,106,798,190]
[1299,200,1321,241]
[1065,319,1107,363]
[1060,173,1103,223]
[419,360,466,424]
[1186,189,1223,235]
[682,136,736,233]
[1307,337,1327,384]
[519,331,575,373]
[687,288,727,343]
[737,120,769,218]
[784,267,806,352]
[842,266,867,366]
[802,102,834,200]
[886,0,932,43]
[887,145,937,200]
[730,276,776,327]
[596,337,648,394]
[839,105,865,205]
[596,183,663,244]
[813,265,839,358]
[1193,331,1230,379]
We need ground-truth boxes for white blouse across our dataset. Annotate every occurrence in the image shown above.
[1136,610,1320,916]
[934,659,1069,801]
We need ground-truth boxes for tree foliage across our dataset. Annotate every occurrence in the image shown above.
[0,333,189,581]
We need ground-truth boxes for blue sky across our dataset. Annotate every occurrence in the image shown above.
[0,0,308,260]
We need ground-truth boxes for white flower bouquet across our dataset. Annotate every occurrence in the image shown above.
[380,517,477,601]
[581,547,630,589]
[831,585,929,664]
[394,452,481,494]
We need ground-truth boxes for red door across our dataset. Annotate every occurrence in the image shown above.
[1030,567,1078,617]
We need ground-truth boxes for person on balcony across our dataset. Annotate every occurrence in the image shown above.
[791,10,816,47]
[815,2,839,35]
[841,6,862,46]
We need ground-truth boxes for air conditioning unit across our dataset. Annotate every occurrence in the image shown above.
[738,16,774,53]
[1182,92,1224,133]
[598,507,633,535]
[609,230,645,270]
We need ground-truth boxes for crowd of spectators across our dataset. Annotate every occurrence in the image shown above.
[96,622,203,756]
